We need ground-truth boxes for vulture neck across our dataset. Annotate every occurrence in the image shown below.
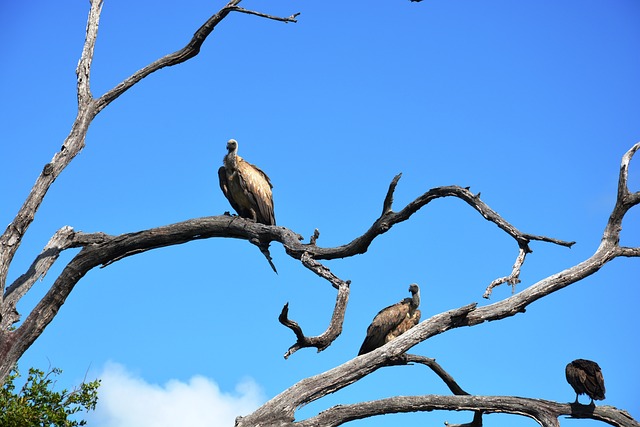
[410,289,420,310]
[225,150,241,172]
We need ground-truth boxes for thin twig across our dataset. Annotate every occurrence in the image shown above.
[229,6,300,23]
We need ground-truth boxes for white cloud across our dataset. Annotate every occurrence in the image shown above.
[87,362,265,427]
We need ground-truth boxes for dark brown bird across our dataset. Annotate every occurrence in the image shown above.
[565,359,606,404]
[218,139,276,226]
[358,283,421,355]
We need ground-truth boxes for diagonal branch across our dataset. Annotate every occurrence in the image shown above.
[0,0,298,301]
[3,143,639,386]
[403,354,470,396]
[0,227,76,327]
[95,1,298,113]
[237,142,640,425]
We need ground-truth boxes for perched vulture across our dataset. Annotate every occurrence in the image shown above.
[565,359,606,404]
[218,139,276,225]
[358,283,421,355]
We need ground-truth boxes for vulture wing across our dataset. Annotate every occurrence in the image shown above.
[237,159,276,225]
[358,300,410,355]
[566,359,606,401]
[566,361,587,395]
[387,309,421,341]
[218,166,252,219]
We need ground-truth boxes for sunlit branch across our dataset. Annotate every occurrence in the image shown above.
[483,246,526,299]
[295,395,639,427]
[279,254,351,358]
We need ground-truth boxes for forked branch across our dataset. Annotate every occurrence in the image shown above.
[235,143,640,427]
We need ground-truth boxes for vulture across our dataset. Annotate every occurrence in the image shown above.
[358,283,421,355]
[565,359,606,404]
[218,139,276,225]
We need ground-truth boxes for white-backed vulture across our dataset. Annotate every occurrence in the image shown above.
[358,283,421,355]
[565,359,606,404]
[218,139,276,225]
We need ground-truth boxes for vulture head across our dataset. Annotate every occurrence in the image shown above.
[226,138,238,153]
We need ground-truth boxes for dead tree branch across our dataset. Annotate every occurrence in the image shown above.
[296,396,640,427]
[403,354,470,396]
[0,0,298,383]
[279,253,351,358]
[3,141,637,383]
[234,143,640,427]
[1,0,638,422]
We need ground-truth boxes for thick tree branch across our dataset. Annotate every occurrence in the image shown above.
[1,227,76,327]
[0,0,102,300]
[0,0,299,382]
[0,0,298,302]
[4,139,638,383]
[237,143,640,425]
[296,396,639,427]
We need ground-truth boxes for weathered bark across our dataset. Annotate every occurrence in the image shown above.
[0,0,297,384]
[296,396,640,427]
[233,143,639,427]
[0,1,638,426]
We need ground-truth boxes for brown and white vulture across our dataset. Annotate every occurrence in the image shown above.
[565,359,606,404]
[218,139,276,225]
[358,283,421,355]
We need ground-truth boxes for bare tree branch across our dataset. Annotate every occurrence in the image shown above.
[381,173,402,216]
[1,227,76,326]
[4,138,638,383]
[296,396,639,427]
[279,254,351,358]
[0,0,298,302]
[236,143,640,425]
[0,0,299,383]
[1,0,638,422]
[483,246,526,298]
[94,0,299,113]
[228,6,300,23]
[403,354,470,396]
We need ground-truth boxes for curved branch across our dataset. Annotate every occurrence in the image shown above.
[285,182,575,262]
[484,247,526,298]
[0,0,298,299]
[237,142,640,425]
[5,138,639,381]
[296,395,639,427]
[95,1,298,113]
[279,253,351,358]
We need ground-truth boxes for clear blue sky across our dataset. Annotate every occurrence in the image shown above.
[1,1,639,426]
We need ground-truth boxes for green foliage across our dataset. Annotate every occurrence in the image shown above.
[0,366,100,427]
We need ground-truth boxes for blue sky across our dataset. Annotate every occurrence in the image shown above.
[1,0,639,426]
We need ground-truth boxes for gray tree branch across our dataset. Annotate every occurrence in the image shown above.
[234,143,639,426]
[279,253,351,359]
[0,0,297,383]
[1,0,638,424]
[296,396,639,427]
